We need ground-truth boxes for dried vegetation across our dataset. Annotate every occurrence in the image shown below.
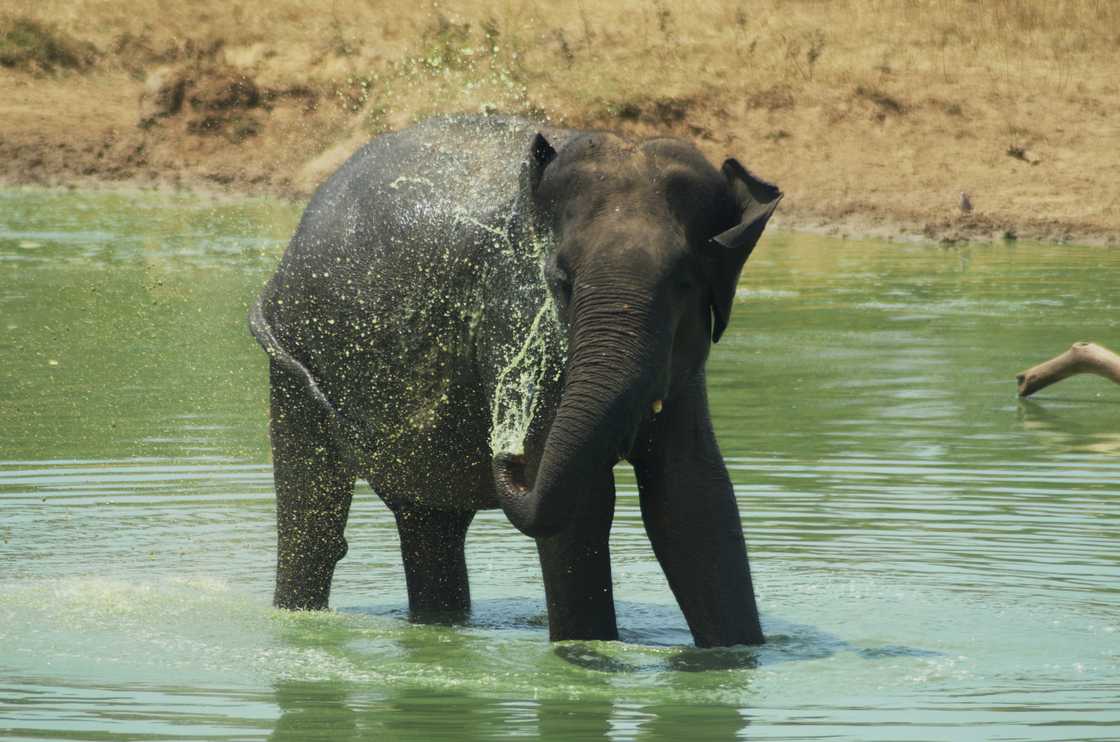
[0,15,96,72]
[1,0,1118,243]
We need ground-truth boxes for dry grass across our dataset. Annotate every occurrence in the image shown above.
[0,15,97,72]
[1,0,1118,242]
[11,0,1115,103]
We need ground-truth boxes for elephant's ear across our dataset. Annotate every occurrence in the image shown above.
[706,159,782,343]
[521,132,557,195]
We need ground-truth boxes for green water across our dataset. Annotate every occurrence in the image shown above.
[1,189,1118,740]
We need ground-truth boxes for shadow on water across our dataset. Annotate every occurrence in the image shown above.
[1017,396,1120,454]
[340,598,940,672]
[403,606,473,626]
[557,618,940,674]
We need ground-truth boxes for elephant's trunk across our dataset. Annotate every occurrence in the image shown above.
[493,284,658,538]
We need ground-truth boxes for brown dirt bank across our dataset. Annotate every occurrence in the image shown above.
[2,1,1118,246]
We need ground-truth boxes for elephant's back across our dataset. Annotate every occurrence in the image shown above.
[264,117,550,324]
[306,115,539,249]
[338,115,534,217]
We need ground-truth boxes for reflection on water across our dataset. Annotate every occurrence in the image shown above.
[267,683,752,741]
[1019,397,1120,454]
[1,190,1119,739]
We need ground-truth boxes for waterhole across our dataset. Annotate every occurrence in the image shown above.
[1,189,1117,740]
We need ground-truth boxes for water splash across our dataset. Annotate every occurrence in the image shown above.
[489,295,562,455]
[452,209,563,456]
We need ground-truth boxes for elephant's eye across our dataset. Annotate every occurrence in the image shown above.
[546,258,573,306]
[671,254,699,292]
[553,274,573,305]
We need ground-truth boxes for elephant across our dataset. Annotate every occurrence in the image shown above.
[249,115,781,647]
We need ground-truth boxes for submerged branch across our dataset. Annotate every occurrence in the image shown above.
[1016,341,1120,397]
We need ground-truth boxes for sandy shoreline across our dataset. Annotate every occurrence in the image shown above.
[3,174,1110,249]
[3,1,1118,247]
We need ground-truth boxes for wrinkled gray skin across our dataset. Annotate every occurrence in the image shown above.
[250,115,781,647]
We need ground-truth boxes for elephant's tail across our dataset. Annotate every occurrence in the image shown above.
[248,299,366,461]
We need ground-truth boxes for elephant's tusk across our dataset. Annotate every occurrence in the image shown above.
[651,399,663,415]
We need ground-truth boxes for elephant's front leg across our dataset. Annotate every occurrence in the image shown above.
[631,377,764,647]
[269,360,357,611]
[535,468,619,641]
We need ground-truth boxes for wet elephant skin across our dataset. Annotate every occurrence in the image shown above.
[250,115,781,647]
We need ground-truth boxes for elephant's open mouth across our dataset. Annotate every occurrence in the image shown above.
[493,452,530,495]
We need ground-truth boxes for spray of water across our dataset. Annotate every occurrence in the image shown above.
[451,210,563,456]
[488,293,561,455]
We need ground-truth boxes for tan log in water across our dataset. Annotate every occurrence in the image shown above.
[1016,342,1120,397]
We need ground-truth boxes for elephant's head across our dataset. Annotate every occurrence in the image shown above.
[494,131,781,538]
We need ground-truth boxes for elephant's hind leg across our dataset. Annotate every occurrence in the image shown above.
[269,359,356,610]
[391,504,475,617]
